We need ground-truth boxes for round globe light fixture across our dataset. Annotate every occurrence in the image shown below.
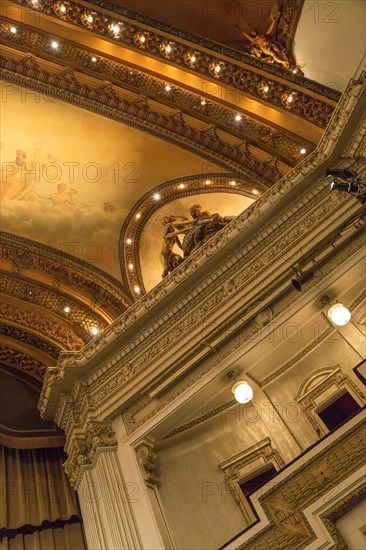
[232,380,253,404]
[327,303,351,326]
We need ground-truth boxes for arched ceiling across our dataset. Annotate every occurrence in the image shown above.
[0,0,344,442]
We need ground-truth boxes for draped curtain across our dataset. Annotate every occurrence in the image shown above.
[0,446,85,550]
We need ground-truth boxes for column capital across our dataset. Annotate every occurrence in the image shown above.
[64,420,117,487]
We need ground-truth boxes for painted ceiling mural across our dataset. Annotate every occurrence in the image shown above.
[0,81,224,281]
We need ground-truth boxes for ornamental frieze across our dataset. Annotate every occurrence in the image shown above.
[0,54,281,184]
[4,0,337,128]
[0,344,47,379]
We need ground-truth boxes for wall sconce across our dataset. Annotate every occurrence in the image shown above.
[322,295,351,326]
[231,380,253,404]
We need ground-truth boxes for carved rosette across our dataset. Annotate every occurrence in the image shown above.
[63,421,117,487]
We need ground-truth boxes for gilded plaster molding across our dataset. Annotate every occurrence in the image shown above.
[0,27,310,165]
[0,344,47,379]
[0,322,60,358]
[4,0,338,127]
[0,53,281,184]
[234,417,366,549]
[0,232,130,316]
[0,272,106,334]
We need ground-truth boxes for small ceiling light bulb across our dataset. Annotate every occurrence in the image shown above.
[135,212,141,219]
[91,56,97,62]
[252,189,259,195]
[292,68,298,74]
[235,114,242,122]
[128,263,134,270]
[300,148,307,155]
[205,179,212,185]
[215,64,221,73]
[60,4,66,13]
[87,14,93,22]
[110,23,121,35]
[263,85,269,93]
[140,35,146,43]
[230,180,236,186]
[287,94,294,103]
[126,238,132,244]
[134,286,140,293]
[153,193,161,200]
[91,327,99,335]
[32,0,39,7]
[165,84,171,91]
[232,381,253,404]
[327,303,351,326]
[178,183,185,189]
[64,306,70,313]
[51,41,59,49]
[201,99,207,106]
[165,44,172,53]
[10,26,17,34]
[190,55,196,62]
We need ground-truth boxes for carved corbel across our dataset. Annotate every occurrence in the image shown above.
[136,440,159,485]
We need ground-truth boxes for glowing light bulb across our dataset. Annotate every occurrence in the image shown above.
[91,327,99,335]
[134,286,140,293]
[86,14,93,23]
[128,263,134,271]
[327,303,351,326]
[190,55,196,62]
[135,212,141,219]
[51,41,59,49]
[230,181,236,186]
[235,114,242,122]
[140,35,146,43]
[91,56,97,62]
[60,5,66,13]
[64,306,70,313]
[178,183,185,189]
[10,26,17,34]
[232,381,253,404]
[165,44,172,53]
[263,85,269,93]
[215,64,221,73]
[153,193,161,200]
[126,238,132,244]
[300,148,306,155]
[165,84,171,91]
[205,179,212,185]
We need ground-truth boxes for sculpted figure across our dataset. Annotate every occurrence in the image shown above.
[160,205,236,276]
[235,4,291,69]
[160,215,186,278]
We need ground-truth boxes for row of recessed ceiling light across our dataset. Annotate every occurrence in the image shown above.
[7,24,307,156]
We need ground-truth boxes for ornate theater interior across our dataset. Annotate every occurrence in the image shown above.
[0,0,365,548]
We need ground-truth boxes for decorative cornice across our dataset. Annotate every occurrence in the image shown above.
[3,0,339,122]
[0,271,106,334]
[0,232,130,316]
[0,322,60,359]
[0,54,282,183]
[0,344,47,379]
[0,26,310,165]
